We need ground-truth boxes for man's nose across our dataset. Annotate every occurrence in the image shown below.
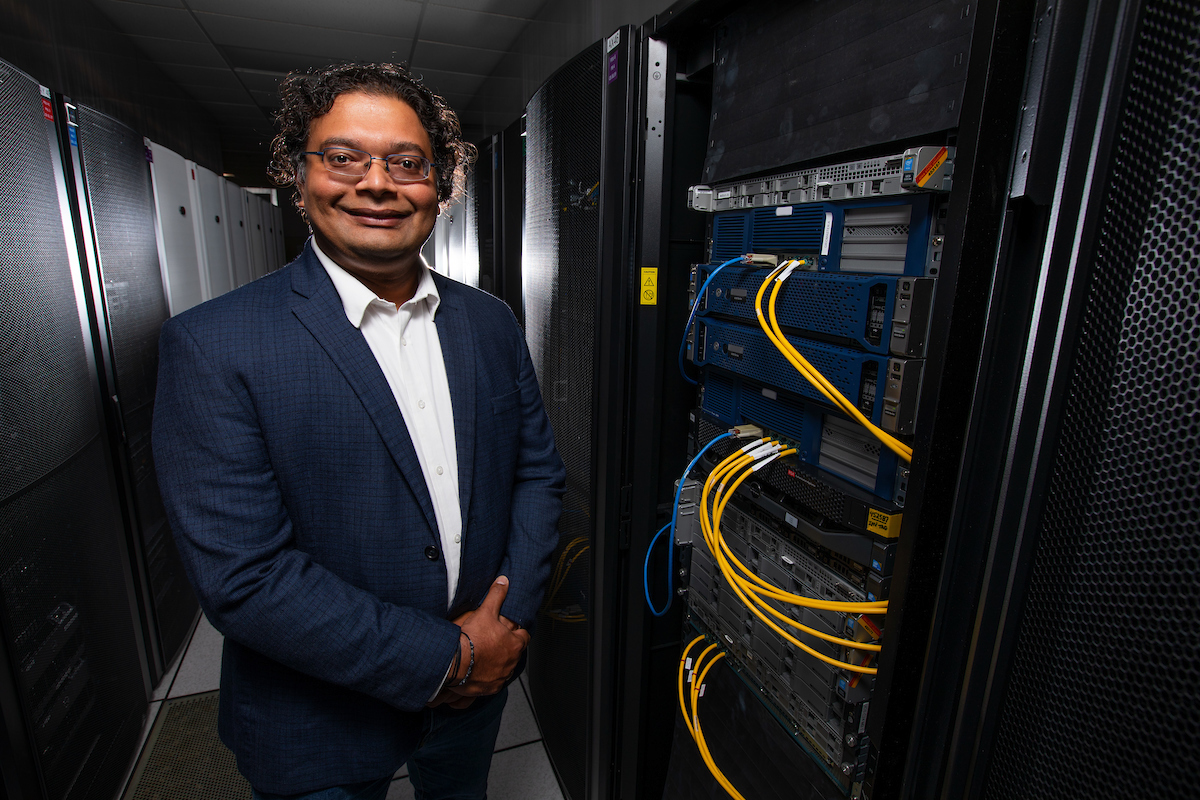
[356,158,394,192]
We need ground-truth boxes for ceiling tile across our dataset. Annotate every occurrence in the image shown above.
[101,0,186,7]
[220,45,409,74]
[234,69,288,93]
[403,68,485,97]
[127,34,228,68]
[419,5,530,49]
[157,63,242,89]
[188,0,422,32]
[429,0,545,19]
[176,83,243,104]
[91,0,208,42]
[195,14,412,63]
[411,41,505,75]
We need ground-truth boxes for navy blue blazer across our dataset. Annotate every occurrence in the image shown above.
[152,244,565,793]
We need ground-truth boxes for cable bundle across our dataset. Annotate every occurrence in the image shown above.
[698,438,886,674]
[678,635,744,800]
[544,536,588,622]
[754,261,913,462]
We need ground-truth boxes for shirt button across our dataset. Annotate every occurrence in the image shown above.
[418,400,426,409]
[436,466,444,475]
[425,545,440,561]
[454,534,461,544]
[401,337,407,346]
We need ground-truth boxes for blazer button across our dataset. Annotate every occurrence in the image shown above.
[425,545,440,561]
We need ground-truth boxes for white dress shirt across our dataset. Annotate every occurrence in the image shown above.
[313,239,463,608]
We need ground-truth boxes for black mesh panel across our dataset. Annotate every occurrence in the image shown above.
[522,41,604,800]
[0,65,97,503]
[76,104,196,667]
[0,61,146,800]
[983,4,1200,798]
[0,441,146,800]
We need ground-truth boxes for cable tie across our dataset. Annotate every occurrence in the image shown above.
[746,441,780,460]
[752,453,782,471]
[738,437,767,454]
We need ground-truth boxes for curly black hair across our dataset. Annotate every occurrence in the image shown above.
[268,62,476,212]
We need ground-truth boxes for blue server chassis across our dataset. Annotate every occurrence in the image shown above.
[709,195,935,277]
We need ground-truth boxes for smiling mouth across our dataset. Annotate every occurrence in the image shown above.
[343,208,407,222]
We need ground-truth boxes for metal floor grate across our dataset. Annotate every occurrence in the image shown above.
[124,691,250,800]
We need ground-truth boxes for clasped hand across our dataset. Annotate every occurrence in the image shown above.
[427,575,530,709]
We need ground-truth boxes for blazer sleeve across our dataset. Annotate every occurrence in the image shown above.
[152,317,461,712]
[496,332,567,630]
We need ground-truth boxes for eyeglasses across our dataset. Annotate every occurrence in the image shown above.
[302,148,432,182]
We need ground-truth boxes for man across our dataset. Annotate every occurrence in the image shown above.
[152,62,565,800]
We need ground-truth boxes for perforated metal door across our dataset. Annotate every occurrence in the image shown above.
[982,3,1200,797]
[76,103,198,671]
[0,60,146,800]
[522,40,605,800]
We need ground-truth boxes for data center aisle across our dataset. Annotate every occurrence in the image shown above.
[122,616,564,800]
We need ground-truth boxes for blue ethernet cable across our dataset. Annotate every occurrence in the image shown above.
[677,256,749,385]
[644,430,736,616]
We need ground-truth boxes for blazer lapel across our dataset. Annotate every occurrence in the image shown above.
[431,275,476,530]
[289,249,439,539]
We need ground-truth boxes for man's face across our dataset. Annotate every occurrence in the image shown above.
[298,91,438,276]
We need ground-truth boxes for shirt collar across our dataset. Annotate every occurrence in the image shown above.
[311,237,440,329]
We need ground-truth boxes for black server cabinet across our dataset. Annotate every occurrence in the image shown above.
[635,0,1056,798]
[492,117,525,327]
[522,28,643,800]
[58,99,199,681]
[0,61,148,800]
[916,1,1200,798]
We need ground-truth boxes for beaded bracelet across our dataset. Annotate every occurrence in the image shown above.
[454,631,475,687]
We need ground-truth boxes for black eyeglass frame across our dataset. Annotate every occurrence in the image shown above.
[302,148,433,181]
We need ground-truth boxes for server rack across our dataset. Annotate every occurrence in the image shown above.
[471,137,494,294]
[521,27,643,800]
[224,180,252,289]
[244,191,267,281]
[0,60,148,800]
[188,162,234,300]
[59,99,199,682]
[493,117,526,327]
[918,1,1200,798]
[146,139,204,315]
[626,1,1057,798]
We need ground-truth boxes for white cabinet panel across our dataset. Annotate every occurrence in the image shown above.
[147,139,203,315]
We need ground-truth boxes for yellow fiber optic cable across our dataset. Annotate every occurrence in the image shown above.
[699,446,887,614]
[754,265,913,462]
[678,635,706,739]
[708,459,883,653]
[696,446,883,672]
[706,461,882,671]
[690,650,745,800]
[678,639,745,800]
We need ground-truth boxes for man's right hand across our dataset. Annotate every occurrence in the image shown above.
[448,576,529,698]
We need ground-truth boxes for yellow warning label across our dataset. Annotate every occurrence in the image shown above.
[915,146,948,188]
[640,267,658,305]
[866,509,902,538]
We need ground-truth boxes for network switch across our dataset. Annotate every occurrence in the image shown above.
[687,146,954,213]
